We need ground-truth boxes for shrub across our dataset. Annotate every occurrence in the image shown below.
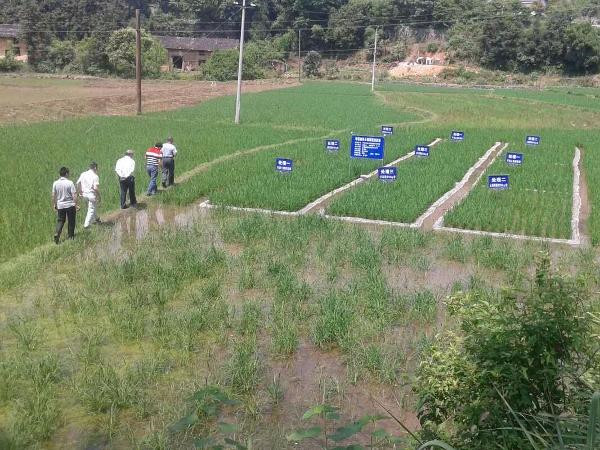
[74,36,109,75]
[303,51,322,77]
[426,42,440,53]
[415,253,596,449]
[0,51,22,73]
[48,39,75,71]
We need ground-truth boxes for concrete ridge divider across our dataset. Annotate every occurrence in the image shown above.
[417,142,506,229]
[433,225,576,245]
[298,138,442,215]
[571,147,582,244]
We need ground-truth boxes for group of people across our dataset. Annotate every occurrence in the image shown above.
[51,137,178,243]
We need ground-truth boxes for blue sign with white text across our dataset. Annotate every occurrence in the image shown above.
[488,175,509,190]
[378,167,397,181]
[350,135,385,160]
[415,145,430,157]
[451,131,465,141]
[275,158,293,173]
[526,135,540,146]
[381,126,394,136]
[325,140,340,151]
[506,152,523,166]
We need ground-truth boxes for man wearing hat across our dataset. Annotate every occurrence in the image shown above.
[115,149,137,209]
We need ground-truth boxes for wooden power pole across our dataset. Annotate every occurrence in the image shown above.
[135,9,142,115]
[298,29,301,81]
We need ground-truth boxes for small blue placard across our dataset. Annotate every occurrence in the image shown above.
[415,145,430,157]
[526,135,540,146]
[381,126,394,136]
[378,167,397,181]
[350,135,385,160]
[325,140,340,151]
[506,153,523,166]
[275,158,293,173]
[488,175,509,190]
[451,131,465,141]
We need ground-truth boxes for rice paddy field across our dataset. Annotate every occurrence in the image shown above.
[2,79,600,448]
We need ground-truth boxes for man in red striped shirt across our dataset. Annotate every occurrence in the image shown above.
[145,143,163,196]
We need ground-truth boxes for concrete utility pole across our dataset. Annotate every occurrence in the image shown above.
[135,9,142,115]
[234,0,247,124]
[371,27,378,92]
[298,29,302,81]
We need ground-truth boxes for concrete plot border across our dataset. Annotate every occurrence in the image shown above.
[298,138,443,215]
[433,146,584,247]
[413,142,505,228]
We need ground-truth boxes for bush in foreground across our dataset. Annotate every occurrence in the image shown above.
[416,253,597,449]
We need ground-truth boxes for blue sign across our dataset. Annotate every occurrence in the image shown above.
[378,167,397,181]
[415,145,430,157]
[526,135,540,146]
[488,175,509,190]
[451,131,465,141]
[381,126,394,136]
[350,135,385,160]
[275,158,293,173]
[506,152,523,166]
[325,139,340,151]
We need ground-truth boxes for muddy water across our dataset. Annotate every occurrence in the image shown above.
[103,200,210,255]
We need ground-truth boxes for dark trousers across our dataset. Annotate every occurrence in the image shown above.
[162,158,175,186]
[55,206,76,239]
[119,176,137,208]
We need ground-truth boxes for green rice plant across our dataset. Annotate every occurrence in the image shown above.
[379,228,430,264]
[108,299,146,341]
[445,131,576,238]
[270,302,299,357]
[238,301,262,336]
[225,338,261,395]
[8,385,60,448]
[407,290,438,324]
[313,291,355,350]
[444,235,468,263]
[347,343,404,384]
[0,356,22,404]
[266,373,284,405]
[7,315,41,351]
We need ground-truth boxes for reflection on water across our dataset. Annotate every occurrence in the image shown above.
[106,201,208,255]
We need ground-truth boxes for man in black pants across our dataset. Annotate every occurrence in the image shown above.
[161,136,178,187]
[115,149,137,209]
[51,167,79,243]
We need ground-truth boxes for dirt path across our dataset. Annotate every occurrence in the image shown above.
[419,142,506,230]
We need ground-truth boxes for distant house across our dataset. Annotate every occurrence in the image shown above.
[520,0,547,8]
[0,24,27,61]
[155,36,239,71]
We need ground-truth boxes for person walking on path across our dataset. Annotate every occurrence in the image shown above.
[115,149,137,209]
[52,167,79,244]
[145,143,163,196]
[77,162,101,228]
[161,137,177,187]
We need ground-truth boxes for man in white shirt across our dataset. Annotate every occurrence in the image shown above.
[52,166,78,244]
[77,162,101,228]
[161,136,178,188]
[115,149,137,209]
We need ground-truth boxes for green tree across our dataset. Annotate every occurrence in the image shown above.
[564,22,600,74]
[48,39,76,71]
[105,28,167,78]
[303,50,322,76]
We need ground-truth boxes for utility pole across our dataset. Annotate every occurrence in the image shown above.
[234,0,247,124]
[135,9,142,115]
[371,27,378,93]
[298,29,301,81]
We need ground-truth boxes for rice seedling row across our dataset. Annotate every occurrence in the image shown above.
[443,131,575,239]
[325,129,497,223]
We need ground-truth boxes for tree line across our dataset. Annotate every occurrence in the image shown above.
[2,0,600,75]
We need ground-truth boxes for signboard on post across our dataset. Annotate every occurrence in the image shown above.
[381,126,394,136]
[451,131,465,141]
[325,140,340,152]
[378,167,397,181]
[350,135,385,160]
[526,135,540,146]
[275,158,293,173]
[506,152,523,166]
[415,145,430,157]
[488,175,509,190]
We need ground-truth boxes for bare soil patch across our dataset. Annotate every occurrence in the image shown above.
[0,75,298,124]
